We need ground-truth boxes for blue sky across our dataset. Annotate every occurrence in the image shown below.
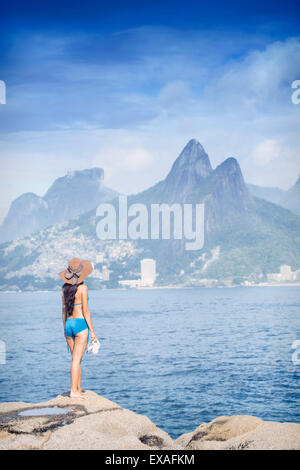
[0,0,300,222]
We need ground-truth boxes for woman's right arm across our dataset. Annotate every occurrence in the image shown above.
[81,285,98,341]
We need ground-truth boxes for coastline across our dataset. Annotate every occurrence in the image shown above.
[1,283,300,293]
[133,282,300,289]
[250,282,300,287]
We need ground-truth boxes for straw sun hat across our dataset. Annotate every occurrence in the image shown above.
[59,258,93,285]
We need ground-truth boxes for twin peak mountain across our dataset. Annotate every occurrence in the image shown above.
[0,139,253,243]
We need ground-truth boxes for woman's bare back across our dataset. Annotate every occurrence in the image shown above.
[68,285,85,319]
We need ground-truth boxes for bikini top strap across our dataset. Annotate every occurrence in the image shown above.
[74,295,89,306]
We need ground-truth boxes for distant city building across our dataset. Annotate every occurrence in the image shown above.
[140,258,156,286]
[118,258,157,288]
[119,279,141,288]
[91,268,103,279]
[96,252,105,264]
[102,265,110,281]
[267,265,300,282]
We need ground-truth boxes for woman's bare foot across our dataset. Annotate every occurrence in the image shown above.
[70,391,87,399]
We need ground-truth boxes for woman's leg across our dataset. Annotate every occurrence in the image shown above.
[70,329,88,399]
[77,364,82,392]
[66,336,74,354]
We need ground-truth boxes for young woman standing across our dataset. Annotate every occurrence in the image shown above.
[59,258,98,399]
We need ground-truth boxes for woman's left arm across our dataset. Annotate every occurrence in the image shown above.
[82,285,97,341]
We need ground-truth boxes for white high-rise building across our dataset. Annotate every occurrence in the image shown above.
[96,252,105,264]
[267,264,299,282]
[140,258,156,286]
[102,265,110,281]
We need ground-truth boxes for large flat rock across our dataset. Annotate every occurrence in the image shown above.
[0,392,299,450]
[0,391,180,450]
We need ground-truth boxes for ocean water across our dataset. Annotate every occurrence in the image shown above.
[0,286,299,438]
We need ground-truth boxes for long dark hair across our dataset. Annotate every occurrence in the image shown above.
[63,281,84,317]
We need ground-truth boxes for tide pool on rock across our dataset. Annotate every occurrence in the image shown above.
[19,406,69,417]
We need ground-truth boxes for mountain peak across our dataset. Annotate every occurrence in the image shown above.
[214,157,243,178]
[185,138,203,149]
[166,139,213,186]
[208,156,254,215]
[0,167,118,243]
[175,139,211,170]
[65,167,104,181]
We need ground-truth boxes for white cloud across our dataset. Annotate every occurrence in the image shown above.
[251,140,282,166]
[204,37,300,113]
[93,144,153,181]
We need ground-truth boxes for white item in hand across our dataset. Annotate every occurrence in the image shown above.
[87,339,101,355]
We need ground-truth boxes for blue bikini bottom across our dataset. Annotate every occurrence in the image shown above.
[65,318,89,338]
[65,318,89,354]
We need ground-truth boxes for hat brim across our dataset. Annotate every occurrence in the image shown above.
[59,260,93,284]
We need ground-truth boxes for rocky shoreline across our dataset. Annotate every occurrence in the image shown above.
[0,391,299,450]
